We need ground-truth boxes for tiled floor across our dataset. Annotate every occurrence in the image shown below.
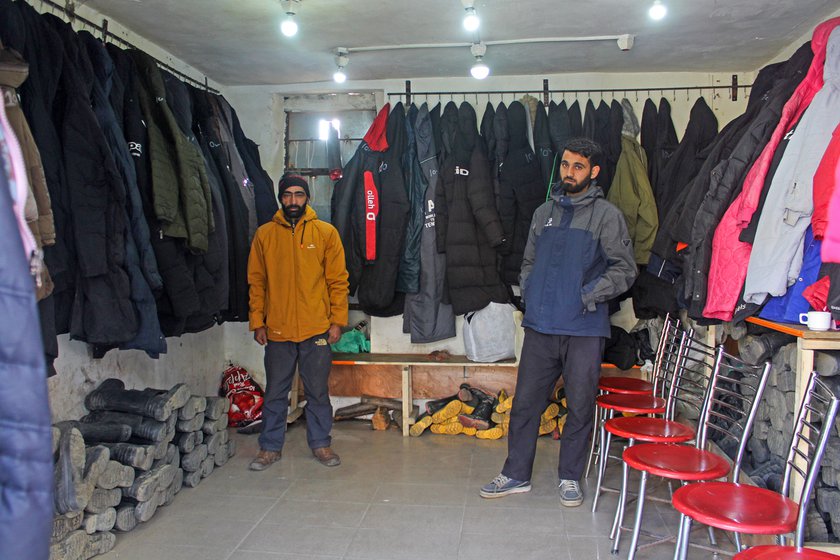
[99,421,736,560]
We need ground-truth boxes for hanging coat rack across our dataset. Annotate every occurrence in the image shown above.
[390,76,750,105]
[28,0,219,94]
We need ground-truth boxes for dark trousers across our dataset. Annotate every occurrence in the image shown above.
[258,332,334,452]
[502,328,604,482]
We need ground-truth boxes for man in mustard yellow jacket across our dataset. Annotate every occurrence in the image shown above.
[247,174,349,470]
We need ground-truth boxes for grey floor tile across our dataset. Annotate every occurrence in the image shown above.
[344,527,460,560]
[240,524,356,557]
[462,505,563,534]
[372,481,469,506]
[360,503,464,532]
[99,543,232,560]
[233,553,341,560]
[458,531,569,560]
[262,498,368,528]
[282,478,380,503]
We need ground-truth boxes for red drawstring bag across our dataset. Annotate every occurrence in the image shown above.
[219,365,264,427]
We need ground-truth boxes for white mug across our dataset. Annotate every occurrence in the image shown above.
[799,311,832,331]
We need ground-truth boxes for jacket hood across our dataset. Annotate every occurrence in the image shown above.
[567,100,583,137]
[656,98,678,147]
[684,97,719,150]
[78,31,114,96]
[128,49,167,101]
[550,184,605,206]
[507,101,529,151]
[825,26,840,83]
[386,102,407,157]
[441,101,459,157]
[479,101,496,156]
[272,204,318,227]
[621,99,639,138]
[0,2,25,54]
[455,101,478,162]
[0,42,28,89]
[363,103,390,152]
[811,17,840,85]
[430,102,442,156]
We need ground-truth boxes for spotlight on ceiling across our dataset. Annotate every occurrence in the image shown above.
[280,0,300,37]
[648,0,667,20]
[333,48,349,83]
[461,0,480,32]
[470,42,489,80]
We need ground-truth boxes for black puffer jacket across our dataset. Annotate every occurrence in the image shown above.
[397,103,424,295]
[640,98,657,175]
[46,15,138,346]
[568,100,583,137]
[650,98,679,204]
[190,85,250,322]
[79,31,165,357]
[534,100,554,192]
[332,104,389,294]
[498,101,544,285]
[358,103,410,316]
[436,102,508,314]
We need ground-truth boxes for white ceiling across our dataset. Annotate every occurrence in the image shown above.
[82,0,839,86]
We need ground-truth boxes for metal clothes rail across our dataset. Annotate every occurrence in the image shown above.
[388,77,752,106]
[25,0,219,94]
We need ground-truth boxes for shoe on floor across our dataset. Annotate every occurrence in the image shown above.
[479,473,531,498]
[559,479,583,507]
[313,446,341,467]
[249,449,281,471]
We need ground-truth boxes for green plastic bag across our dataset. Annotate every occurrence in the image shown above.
[330,329,370,353]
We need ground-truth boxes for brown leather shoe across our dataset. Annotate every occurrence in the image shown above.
[312,446,341,467]
[249,449,281,471]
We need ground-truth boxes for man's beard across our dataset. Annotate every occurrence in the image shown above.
[562,175,593,195]
[283,202,306,220]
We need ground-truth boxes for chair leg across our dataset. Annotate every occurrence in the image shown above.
[591,411,612,513]
[676,515,692,560]
[584,400,603,478]
[610,448,631,550]
[708,525,717,546]
[610,438,634,542]
[734,532,742,552]
[626,471,649,560]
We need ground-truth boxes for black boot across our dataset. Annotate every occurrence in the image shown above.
[458,392,497,430]
[425,393,459,415]
[85,379,187,421]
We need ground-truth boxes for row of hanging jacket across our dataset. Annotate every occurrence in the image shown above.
[332,87,684,343]
[637,17,840,325]
[0,0,278,373]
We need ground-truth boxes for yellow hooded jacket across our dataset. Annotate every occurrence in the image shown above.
[248,206,349,342]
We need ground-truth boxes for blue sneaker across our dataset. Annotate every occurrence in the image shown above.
[559,479,583,507]
[479,474,531,498]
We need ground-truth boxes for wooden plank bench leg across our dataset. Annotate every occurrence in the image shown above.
[402,365,412,437]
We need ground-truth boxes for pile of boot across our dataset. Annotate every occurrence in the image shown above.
[490,387,569,441]
[410,384,501,439]
[48,379,237,560]
[410,384,568,441]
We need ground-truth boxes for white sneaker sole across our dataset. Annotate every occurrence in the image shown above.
[479,484,532,499]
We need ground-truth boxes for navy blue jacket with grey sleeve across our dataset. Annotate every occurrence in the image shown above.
[520,184,636,338]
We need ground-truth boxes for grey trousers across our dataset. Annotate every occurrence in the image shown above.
[502,328,604,482]
[258,332,334,452]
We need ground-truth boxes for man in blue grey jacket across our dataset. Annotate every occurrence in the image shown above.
[480,138,636,506]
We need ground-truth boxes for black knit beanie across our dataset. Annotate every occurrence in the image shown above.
[278,173,310,200]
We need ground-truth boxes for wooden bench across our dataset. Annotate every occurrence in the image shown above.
[331,353,518,436]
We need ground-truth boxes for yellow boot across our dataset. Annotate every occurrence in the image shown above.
[539,418,557,436]
[542,402,560,421]
[430,421,464,435]
[475,426,505,439]
[496,392,513,413]
[491,411,508,424]
[409,413,434,437]
[431,400,462,423]
[461,426,477,437]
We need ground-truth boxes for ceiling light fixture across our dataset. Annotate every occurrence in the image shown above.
[333,48,349,83]
[470,42,489,79]
[461,0,480,32]
[280,0,300,37]
[648,0,667,20]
